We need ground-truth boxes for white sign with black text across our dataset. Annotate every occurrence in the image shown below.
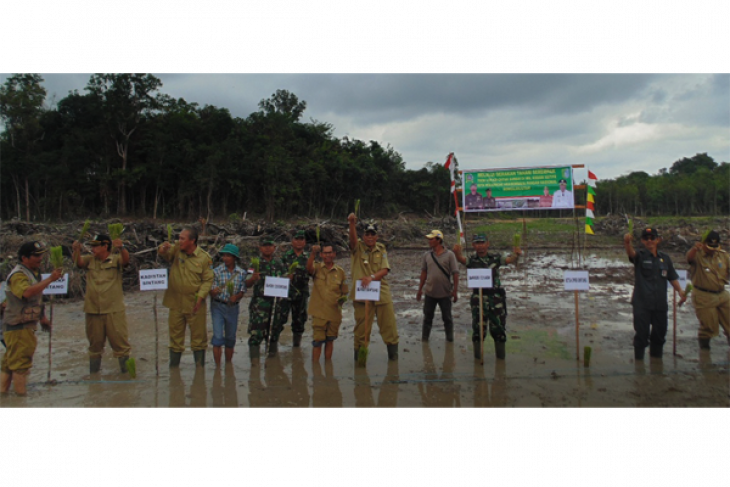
[41,273,69,295]
[467,268,493,289]
[264,276,290,298]
[140,269,168,291]
[355,280,381,301]
[563,270,590,291]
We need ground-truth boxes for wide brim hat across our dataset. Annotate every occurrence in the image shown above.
[219,243,240,259]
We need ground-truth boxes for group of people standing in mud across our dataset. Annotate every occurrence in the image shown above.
[1,213,728,396]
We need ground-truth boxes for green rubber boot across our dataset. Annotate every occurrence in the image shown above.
[495,341,506,360]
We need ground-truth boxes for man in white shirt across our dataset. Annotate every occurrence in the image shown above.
[552,179,573,208]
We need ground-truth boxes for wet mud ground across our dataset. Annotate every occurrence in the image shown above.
[1,248,728,407]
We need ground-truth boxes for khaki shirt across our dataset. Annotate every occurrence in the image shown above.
[79,254,126,314]
[308,262,348,322]
[160,244,214,313]
[689,249,730,292]
[349,240,392,305]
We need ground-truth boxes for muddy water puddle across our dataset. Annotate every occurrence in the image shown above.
[1,249,728,407]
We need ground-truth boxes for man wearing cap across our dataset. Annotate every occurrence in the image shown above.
[209,244,247,366]
[686,230,730,349]
[465,184,483,210]
[72,234,132,374]
[276,230,311,347]
[246,238,286,358]
[348,213,399,361]
[624,228,686,359]
[454,234,522,360]
[158,226,214,367]
[307,242,348,361]
[1,241,63,395]
[551,179,573,208]
[416,230,459,342]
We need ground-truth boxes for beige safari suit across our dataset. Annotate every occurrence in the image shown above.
[308,262,348,342]
[79,253,131,358]
[159,244,214,352]
[350,240,399,349]
[688,249,730,340]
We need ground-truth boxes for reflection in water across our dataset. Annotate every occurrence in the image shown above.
[354,361,400,407]
[168,367,186,407]
[290,348,310,407]
[418,343,460,407]
[312,362,342,407]
[212,364,239,407]
[190,367,207,407]
[248,355,300,407]
[168,367,208,407]
[473,360,507,407]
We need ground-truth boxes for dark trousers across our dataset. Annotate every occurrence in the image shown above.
[423,295,453,336]
[633,307,667,350]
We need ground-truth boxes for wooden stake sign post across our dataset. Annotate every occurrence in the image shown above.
[355,280,381,366]
[140,269,168,376]
[669,270,688,356]
[42,273,69,383]
[467,268,493,365]
[563,270,589,362]
[264,276,290,356]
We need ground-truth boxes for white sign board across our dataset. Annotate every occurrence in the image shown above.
[140,269,168,291]
[467,268,493,289]
[41,273,69,295]
[668,269,687,290]
[264,276,290,298]
[355,280,381,301]
[563,270,589,291]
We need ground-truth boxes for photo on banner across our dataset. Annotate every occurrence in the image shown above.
[462,166,574,212]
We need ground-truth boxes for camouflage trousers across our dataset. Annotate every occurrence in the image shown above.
[275,294,309,335]
[248,297,286,346]
[471,288,507,343]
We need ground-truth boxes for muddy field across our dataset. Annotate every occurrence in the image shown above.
[1,247,728,407]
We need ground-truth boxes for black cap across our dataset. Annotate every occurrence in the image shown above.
[559,179,567,184]
[641,227,659,238]
[704,230,721,248]
[18,241,48,259]
[364,223,378,234]
[89,234,111,246]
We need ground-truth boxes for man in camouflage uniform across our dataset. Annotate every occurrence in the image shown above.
[454,234,521,360]
[246,238,287,358]
[276,230,310,347]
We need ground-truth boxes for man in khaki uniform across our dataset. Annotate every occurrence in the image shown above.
[1,241,63,395]
[158,226,214,367]
[686,230,730,349]
[348,214,399,361]
[307,242,348,362]
[73,234,132,374]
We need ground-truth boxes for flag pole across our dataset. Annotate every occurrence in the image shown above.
[446,152,465,245]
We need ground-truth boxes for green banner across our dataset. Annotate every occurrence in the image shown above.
[461,166,574,212]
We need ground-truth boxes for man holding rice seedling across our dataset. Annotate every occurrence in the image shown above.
[686,230,730,350]
[158,226,214,367]
[245,238,286,358]
[348,213,399,362]
[307,242,348,362]
[624,227,686,360]
[209,244,247,366]
[276,230,311,348]
[453,234,522,360]
[416,230,459,342]
[72,234,132,374]
[1,242,63,395]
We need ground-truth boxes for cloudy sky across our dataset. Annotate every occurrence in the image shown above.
[3,73,727,182]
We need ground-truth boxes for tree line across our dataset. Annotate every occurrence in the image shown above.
[0,74,451,223]
[595,153,729,217]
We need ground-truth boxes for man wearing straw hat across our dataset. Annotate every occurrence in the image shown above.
[1,241,63,395]
[416,230,459,342]
[72,234,132,374]
[209,243,247,366]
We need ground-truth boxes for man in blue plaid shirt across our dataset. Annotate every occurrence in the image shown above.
[209,244,247,366]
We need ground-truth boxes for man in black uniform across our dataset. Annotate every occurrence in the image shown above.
[624,227,686,359]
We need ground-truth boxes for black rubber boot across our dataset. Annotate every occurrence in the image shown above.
[698,338,711,350]
[495,341,506,360]
[444,323,454,342]
[422,322,432,341]
[474,342,481,360]
[634,346,645,360]
[169,350,182,367]
[193,350,205,367]
[387,344,398,361]
[249,345,260,359]
[267,341,278,358]
[90,356,102,373]
[649,343,663,358]
[293,334,303,347]
[118,356,129,373]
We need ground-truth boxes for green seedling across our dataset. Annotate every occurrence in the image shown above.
[50,246,64,269]
[288,261,300,274]
[251,257,260,273]
[513,233,521,247]
[108,223,124,240]
[126,357,136,378]
[79,220,91,241]
[167,224,173,243]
